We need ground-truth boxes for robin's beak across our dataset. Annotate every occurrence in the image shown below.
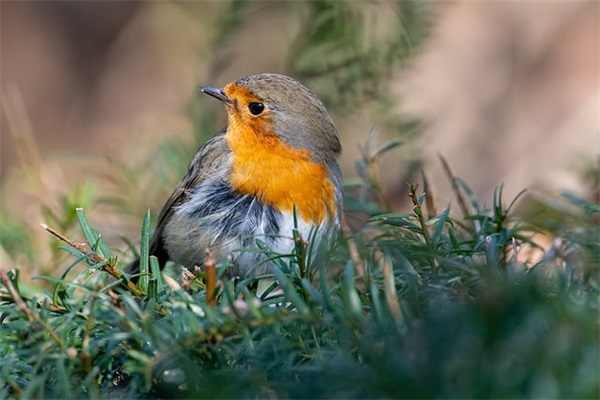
[200,86,231,104]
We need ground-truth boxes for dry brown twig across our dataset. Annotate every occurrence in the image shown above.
[438,154,471,221]
[204,249,217,307]
[0,268,67,351]
[41,223,145,297]
[421,169,437,218]
[373,250,402,323]
[341,213,367,295]
[408,184,439,273]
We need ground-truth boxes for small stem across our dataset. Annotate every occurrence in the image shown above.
[204,250,217,307]
[368,157,392,212]
[81,293,98,372]
[293,228,308,279]
[291,228,311,304]
[374,250,402,323]
[439,154,471,222]
[0,269,67,351]
[341,213,367,295]
[42,224,145,297]
[421,169,436,218]
[408,184,438,273]
[4,376,22,397]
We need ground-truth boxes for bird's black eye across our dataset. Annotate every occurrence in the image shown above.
[248,102,265,115]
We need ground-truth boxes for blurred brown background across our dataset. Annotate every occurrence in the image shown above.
[398,0,598,204]
[1,0,598,274]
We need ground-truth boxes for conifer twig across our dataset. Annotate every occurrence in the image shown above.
[409,184,439,273]
[42,224,145,297]
[0,269,67,351]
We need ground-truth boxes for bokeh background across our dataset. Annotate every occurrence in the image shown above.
[1,0,598,277]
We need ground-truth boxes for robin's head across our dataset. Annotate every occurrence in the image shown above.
[201,73,341,162]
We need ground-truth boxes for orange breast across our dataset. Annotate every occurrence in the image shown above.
[225,116,337,224]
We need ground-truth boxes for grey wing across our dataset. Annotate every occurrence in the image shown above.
[126,129,229,274]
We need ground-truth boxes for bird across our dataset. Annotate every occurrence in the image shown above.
[126,73,342,278]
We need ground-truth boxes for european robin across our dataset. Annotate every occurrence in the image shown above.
[127,73,342,278]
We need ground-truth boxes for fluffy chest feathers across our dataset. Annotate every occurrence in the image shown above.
[225,115,338,224]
